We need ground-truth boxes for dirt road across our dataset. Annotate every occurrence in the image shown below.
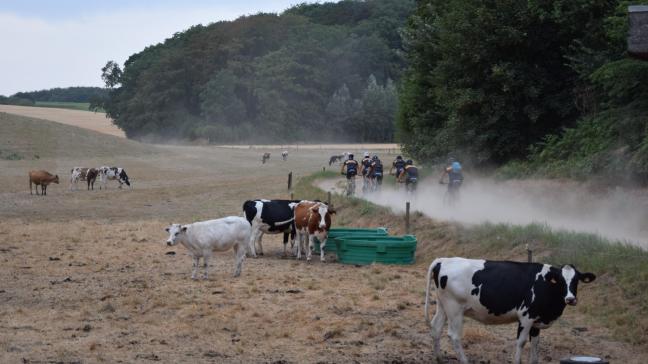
[1,114,646,363]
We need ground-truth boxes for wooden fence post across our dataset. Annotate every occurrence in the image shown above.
[327,191,331,205]
[288,172,292,191]
[526,243,532,263]
[405,201,411,234]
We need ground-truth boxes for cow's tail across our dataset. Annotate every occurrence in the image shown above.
[425,259,439,325]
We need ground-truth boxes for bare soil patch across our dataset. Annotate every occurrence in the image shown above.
[0,116,646,363]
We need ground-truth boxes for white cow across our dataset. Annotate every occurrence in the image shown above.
[164,216,251,279]
[98,166,131,189]
[281,150,288,161]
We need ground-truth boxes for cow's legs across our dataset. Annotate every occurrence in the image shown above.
[257,232,264,256]
[306,235,316,262]
[296,231,305,260]
[30,180,33,195]
[282,232,289,257]
[446,309,468,364]
[233,243,246,277]
[191,255,200,280]
[247,228,260,257]
[202,254,211,280]
[429,303,447,363]
[514,321,532,364]
[42,185,47,196]
[528,327,540,364]
[318,235,327,262]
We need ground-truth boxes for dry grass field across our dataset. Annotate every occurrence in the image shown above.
[1,111,647,363]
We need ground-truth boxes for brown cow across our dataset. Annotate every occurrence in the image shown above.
[29,170,59,195]
[86,168,99,190]
[294,201,335,262]
[262,152,271,164]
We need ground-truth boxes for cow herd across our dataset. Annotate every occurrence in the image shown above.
[163,195,596,364]
[70,166,131,191]
[25,156,598,364]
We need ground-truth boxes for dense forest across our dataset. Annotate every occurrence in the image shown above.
[0,87,108,105]
[100,0,414,143]
[398,0,648,184]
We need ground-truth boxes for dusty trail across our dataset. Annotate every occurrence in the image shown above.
[318,176,648,248]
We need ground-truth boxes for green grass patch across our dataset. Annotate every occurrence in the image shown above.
[459,221,648,344]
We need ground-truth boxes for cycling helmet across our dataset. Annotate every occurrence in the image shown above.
[447,156,456,164]
[396,155,402,160]
[406,159,413,165]
[372,155,378,160]
[364,151,370,158]
[348,154,354,159]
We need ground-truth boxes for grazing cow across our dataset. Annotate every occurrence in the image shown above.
[165,216,251,279]
[29,170,59,195]
[328,155,343,166]
[86,168,99,190]
[242,199,299,257]
[262,152,271,164]
[281,150,288,161]
[69,167,89,190]
[293,201,335,262]
[424,257,596,364]
[98,166,131,189]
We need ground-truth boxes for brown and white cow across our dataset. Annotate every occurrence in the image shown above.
[69,167,89,190]
[29,170,59,195]
[293,201,335,262]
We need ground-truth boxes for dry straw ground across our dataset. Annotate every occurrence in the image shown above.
[1,111,646,363]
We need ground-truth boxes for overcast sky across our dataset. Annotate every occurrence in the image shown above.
[0,0,320,96]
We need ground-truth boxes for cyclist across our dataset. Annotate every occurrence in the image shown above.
[360,152,373,192]
[390,155,406,182]
[439,157,464,195]
[369,155,384,191]
[399,159,419,193]
[341,153,359,196]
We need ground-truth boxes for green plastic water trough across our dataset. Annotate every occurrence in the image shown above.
[334,235,417,265]
[313,227,389,253]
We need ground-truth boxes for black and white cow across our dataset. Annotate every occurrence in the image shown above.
[242,199,299,257]
[98,166,131,189]
[425,257,596,364]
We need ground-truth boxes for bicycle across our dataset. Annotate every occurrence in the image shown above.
[440,179,461,206]
[342,173,356,197]
[405,177,417,195]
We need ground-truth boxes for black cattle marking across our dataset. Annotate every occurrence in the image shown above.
[432,262,441,288]
[440,275,448,289]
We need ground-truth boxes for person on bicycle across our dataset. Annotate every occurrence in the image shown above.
[399,159,419,191]
[341,154,359,196]
[369,155,384,189]
[439,157,464,192]
[390,155,406,180]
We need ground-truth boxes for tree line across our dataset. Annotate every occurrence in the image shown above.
[99,0,414,143]
[0,87,108,106]
[398,0,648,184]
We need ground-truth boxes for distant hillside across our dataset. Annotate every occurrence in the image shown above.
[101,0,414,143]
[0,112,157,160]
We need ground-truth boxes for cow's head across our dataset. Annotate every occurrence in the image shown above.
[545,265,596,306]
[165,224,187,246]
[53,175,60,184]
[119,169,131,186]
[310,203,336,230]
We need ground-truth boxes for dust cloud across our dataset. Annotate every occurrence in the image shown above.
[320,177,648,248]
